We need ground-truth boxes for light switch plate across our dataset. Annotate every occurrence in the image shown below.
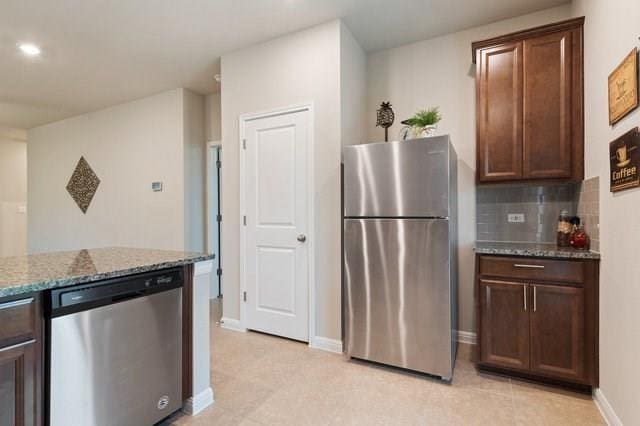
[508,213,525,223]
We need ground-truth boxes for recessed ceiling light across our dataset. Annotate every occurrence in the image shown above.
[18,43,41,56]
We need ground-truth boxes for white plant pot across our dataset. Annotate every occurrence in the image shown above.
[418,125,437,137]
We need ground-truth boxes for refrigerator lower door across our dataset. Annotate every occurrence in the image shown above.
[344,218,453,378]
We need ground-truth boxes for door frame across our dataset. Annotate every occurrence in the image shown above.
[238,103,316,345]
[206,141,222,298]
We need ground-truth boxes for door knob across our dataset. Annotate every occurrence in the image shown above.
[297,234,307,243]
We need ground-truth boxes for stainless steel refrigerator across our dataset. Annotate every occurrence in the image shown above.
[342,136,458,380]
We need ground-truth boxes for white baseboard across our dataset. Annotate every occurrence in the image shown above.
[182,387,214,416]
[593,388,622,426]
[220,317,247,332]
[456,330,477,345]
[309,336,343,353]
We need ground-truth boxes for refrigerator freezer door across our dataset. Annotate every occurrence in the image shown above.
[343,218,452,378]
[343,137,451,218]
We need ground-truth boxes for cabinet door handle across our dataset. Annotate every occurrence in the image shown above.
[0,297,34,310]
[0,339,36,353]
[513,264,545,269]
[523,286,527,311]
[533,286,537,312]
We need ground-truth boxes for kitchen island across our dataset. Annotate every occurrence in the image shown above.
[0,247,215,425]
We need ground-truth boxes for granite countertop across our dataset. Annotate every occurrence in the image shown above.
[474,242,601,260]
[0,247,215,298]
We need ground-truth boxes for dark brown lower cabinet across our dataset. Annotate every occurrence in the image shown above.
[530,284,585,382]
[476,255,598,389]
[479,279,530,370]
[0,340,39,426]
[0,294,42,426]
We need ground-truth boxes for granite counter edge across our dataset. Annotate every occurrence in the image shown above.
[0,254,215,298]
[474,247,600,260]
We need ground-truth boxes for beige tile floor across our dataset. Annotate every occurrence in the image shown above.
[165,299,604,425]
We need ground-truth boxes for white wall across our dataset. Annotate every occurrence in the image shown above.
[28,89,206,253]
[205,93,222,142]
[220,21,343,341]
[366,5,572,333]
[570,1,640,424]
[184,90,206,252]
[0,128,28,257]
[340,22,367,147]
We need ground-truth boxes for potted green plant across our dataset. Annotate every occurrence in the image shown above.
[401,107,442,138]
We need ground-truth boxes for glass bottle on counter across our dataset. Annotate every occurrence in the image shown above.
[569,217,589,250]
[557,210,572,248]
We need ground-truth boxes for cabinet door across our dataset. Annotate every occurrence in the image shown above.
[530,284,586,382]
[479,279,530,370]
[477,42,523,182]
[522,31,573,179]
[0,340,40,426]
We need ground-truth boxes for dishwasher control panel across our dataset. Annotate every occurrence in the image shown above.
[48,267,183,317]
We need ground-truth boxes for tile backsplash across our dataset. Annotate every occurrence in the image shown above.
[477,178,600,249]
[476,184,578,243]
[576,177,600,252]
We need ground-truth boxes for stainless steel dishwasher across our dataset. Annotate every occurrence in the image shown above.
[47,268,183,426]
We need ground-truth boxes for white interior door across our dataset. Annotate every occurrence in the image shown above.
[243,108,310,342]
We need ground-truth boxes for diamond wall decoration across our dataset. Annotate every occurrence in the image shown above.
[66,156,100,214]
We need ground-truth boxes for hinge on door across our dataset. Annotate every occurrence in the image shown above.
[243,291,247,302]
[242,139,247,150]
[243,216,247,226]
[216,214,222,223]
[216,160,221,169]
[217,268,222,276]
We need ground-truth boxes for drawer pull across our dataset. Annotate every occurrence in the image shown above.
[533,286,537,312]
[523,286,527,311]
[0,338,36,353]
[0,297,34,310]
[513,264,545,269]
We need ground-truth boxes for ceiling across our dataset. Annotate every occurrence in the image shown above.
[0,0,569,129]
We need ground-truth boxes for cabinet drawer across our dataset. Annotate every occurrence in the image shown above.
[0,297,37,346]
[479,256,584,284]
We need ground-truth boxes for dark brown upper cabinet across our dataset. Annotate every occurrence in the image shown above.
[473,17,584,184]
[476,42,523,181]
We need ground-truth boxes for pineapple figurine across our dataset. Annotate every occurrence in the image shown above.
[376,101,395,142]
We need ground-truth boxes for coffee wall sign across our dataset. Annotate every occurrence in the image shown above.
[610,127,639,192]
[608,48,638,125]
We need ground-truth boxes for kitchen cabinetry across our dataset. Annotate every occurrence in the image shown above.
[476,255,598,389]
[530,284,585,382]
[0,294,42,426]
[479,279,529,370]
[473,17,584,183]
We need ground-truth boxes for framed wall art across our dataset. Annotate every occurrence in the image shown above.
[609,127,639,192]
[608,48,638,125]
